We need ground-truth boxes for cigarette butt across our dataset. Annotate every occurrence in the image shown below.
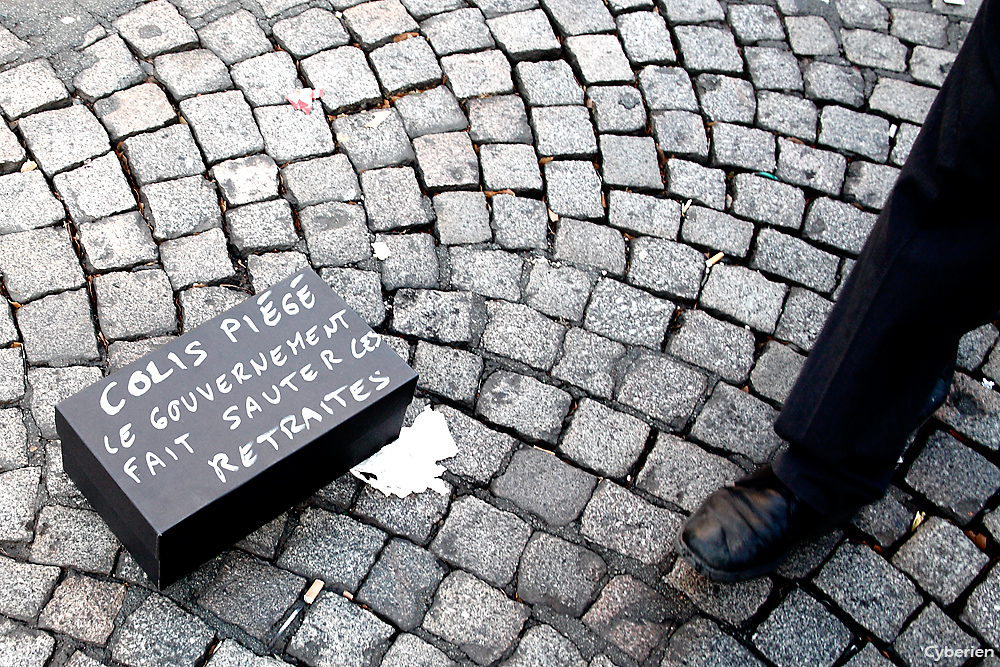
[706,252,724,268]
[304,579,324,604]
[342,590,354,601]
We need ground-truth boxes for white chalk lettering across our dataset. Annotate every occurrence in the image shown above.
[124,457,140,483]
[101,381,125,416]
[146,451,166,476]
[239,441,257,467]
[174,433,193,453]
[209,453,239,482]
[223,405,241,430]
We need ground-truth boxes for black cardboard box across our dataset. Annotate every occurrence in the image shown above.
[57,268,417,588]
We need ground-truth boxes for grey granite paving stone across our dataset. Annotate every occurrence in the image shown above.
[803,61,866,108]
[247,252,311,293]
[756,92,817,142]
[476,370,572,443]
[668,309,755,383]
[480,143,544,192]
[776,137,848,196]
[617,350,708,425]
[843,161,900,210]
[729,4,785,43]
[159,227,235,290]
[205,640,288,667]
[180,91,265,165]
[667,158,727,210]
[17,289,99,366]
[278,508,387,593]
[0,171,65,234]
[377,233,440,290]
[892,516,988,606]
[785,16,838,56]
[287,592,394,667]
[335,109,415,172]
[505,624,587,667]
[659,0,725,23]
[681,205,754,257]
[492,447,597,525]
[745,47,803,92]
[356,538,447,631]
[441,50,515,98]
[469,0,540,16]
[957,323,998,371]
[628,236,704,300]
[617,11,675,65]
[0,225,86,303]
[639,65,699,111]
[113,0,199,59]
[272,9,351,58]
[300,202,372,267]
[94,269,178,341]
[910,46,957,87]
[28,367,102,440]
[584,277,675,348]
[665,557,772,626]
[0,124,24,174]
[838,0,889,30]
[422,9,494,57]
[897,604,981,667]
[211,154,278,207]
[255,103,336,164]
[124,124,205,189]
[710,122,776,172]
[565,34,635,85]
[554,217,626,275]
[283,155,361,209]
[819,106,891,163]
[663,617,765,667]
[320,268,387,326]
[437,405,518,482]
[609,190,680,239]
[691,381,784,463]
[542,0,615,35]
[198,9,271,65]
[487,9,561,61]
[775,287,834,350]
[153,49,233,101]
[344,0,420,49]
[532,105,597,158]
[962,563,1000,650]
[701,264,788,333]
[891,8,949,47]
[414,131,480,190]
[0,60,69,121]
[468,95,532,144]
[414,340,483,403]
[491,194,548,249]
[583,574,672,662]
[906,430,1000,524]
[38,575,124,644]
[370,36,443,95]
[19,105,109,177]
[544,160,604,219]
[30,505,118,574]
[74,35,146,102]
[695,74,756,124]
[582,480,681,564]
[559,397,648,477]
[752,588,851,667]
[0,408,26,464]
[0,620,53,667]
[0,555,59,622]
[869,78,937,125]
[552,326,624,397]
[523,260,591,319]
[225,199,298,254]
[850,486,913,550]
[391,289,485,344]
[403,0,467,19]
[842,29,908,72]
[94,83,175,142]
[381,634,455,667]
[141,175,221,241]
[638,432,742,512]
[179,286,247,332]
[362,167,431,231]
[804,197,878,255]
[301,47,382,116]
[450,246,524,301]
[434,190,492,244]
[815,542,923,643]
[750,340,805,404]
[353,482,451,544]
[589,85,648,132]
[54,152,135,224]
[0,466,40,542]
[395,86,468,139]
[675,26,743,74]
[601,134,663,189]
[751,228,839,293]
[516,60,585,106]
[422,571,529,665]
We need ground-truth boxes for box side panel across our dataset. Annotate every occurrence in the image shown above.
[57,407,161,584]
[157,376,415,587]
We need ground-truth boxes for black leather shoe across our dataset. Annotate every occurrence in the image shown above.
[675,465,832,582]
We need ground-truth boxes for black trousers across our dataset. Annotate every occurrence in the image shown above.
[770,0,1000,518]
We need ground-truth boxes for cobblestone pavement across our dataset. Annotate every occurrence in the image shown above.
[0,0,998,665]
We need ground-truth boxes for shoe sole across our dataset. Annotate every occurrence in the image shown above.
[674,530,789,583]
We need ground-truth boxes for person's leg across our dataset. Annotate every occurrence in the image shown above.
[678,0,1000,580]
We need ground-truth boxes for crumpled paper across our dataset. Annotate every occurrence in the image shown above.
[350,406,457,497]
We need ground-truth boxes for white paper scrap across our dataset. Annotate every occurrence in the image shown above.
[365,109,392,129]
[372,241,391,260]
[350,406,457,497]
[942,0,965,6]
